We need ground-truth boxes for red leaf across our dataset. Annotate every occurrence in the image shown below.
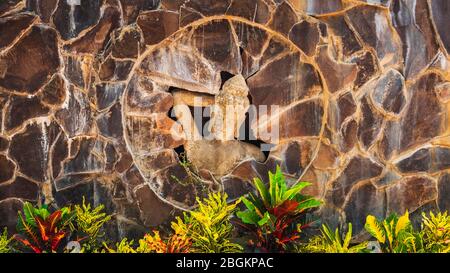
[51,231,66,252]
[35,217,49,242]
[14,235,42,253]
[271,200,299,218]
[47,210,62,232]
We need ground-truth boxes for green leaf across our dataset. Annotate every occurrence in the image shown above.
[23,202,37,227]
[297,198,322,211]
[257,212,271,227]
[253,178,270,207]
[343,223,352,248]
[282,182,311,201]
[268,170,277,207]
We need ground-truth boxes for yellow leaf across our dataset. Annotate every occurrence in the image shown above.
[365,215,386,244]
[395,211,410,236]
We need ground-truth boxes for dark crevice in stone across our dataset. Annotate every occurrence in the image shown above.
[174,144,186,159]
[220,71,235,89]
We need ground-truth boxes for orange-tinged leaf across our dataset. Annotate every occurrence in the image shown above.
[36,217,49,242]
[51,231,66,251]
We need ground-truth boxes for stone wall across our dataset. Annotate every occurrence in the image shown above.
[0,0,449,239]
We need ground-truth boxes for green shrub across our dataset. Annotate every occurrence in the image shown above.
[172,192,242,253]
[0,228,13,253]
[236,166,322,252]
[421,211,450,253]
[300,223,368,253]
[14,202,75,253]
[365,211,423,253]
[72,197,112,252]
[136,230,191,253]
[104,238,136,253]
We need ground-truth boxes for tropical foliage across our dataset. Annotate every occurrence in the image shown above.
[104,238,137,253]
[364,211,423,253]
[2,167,450,253]
[172,192,242,253]
[136,231,191,253]
[300,223,368,253]
[236,166,321,252]
[421,211,450,253]
[0,228,13,253]
[14,202,75,253]
[72,197,112,252]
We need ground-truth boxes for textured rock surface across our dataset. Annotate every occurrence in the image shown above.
[1,0,450,239]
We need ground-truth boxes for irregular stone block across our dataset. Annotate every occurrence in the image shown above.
[429,0,450,56]
[125,76,173,116]
[0,13,36,50]
[137,10,179,45]
[55,86,92,137]
[64,6,121,54]
[358,96,383,149]
[52,0,101,40]
[381,73,445,159]
[330,155,383,207]
[329,92,356,130]
[346,6,402,68]
[0,154,15,184]
[320,15,363,58]
[268,1,298,36]
[248,52,322,106]
[289,20,320,57]
[185,140,265,177]
[222,176,255,201]
[370,69,406,115]
[179,6,203,26]
[386,176,437,213]
[99,57,134,82]
[390,0,439,78]
[183,0,231,16]
[140,43,221,94]
[63,137,105,176]
[193,20,242,74]
[344,182,386,234]
[227,0,272,24]
[95,82,126,111]
[4,96,50,132]
[9,121,63,182]
[111,26,143,59]
[120,0,160,24]
[438,173,450,211]
[316,45,357,94]
[0,176,39,201]
[40,74,67,106]
[0,198,24,233]
[233,22,269,58]
[0,25,60,94]
[26,0,57,23]
[396,146,450,173]
[291,0,344,15]
[135,184,174,226]
[97,103,124,139]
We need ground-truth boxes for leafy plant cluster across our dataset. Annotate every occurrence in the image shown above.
[1,166,450,253]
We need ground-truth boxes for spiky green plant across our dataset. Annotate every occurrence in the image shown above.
[72,197,112,252]
[104,238,136,253]
[0,228,13,253]
[236,166,322,252]
[300,223,368,253]
[421,211,450,253]
[171,192,242,253]
[365,211,423,253]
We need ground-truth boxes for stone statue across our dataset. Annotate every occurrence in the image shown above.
[172,75,265,177]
